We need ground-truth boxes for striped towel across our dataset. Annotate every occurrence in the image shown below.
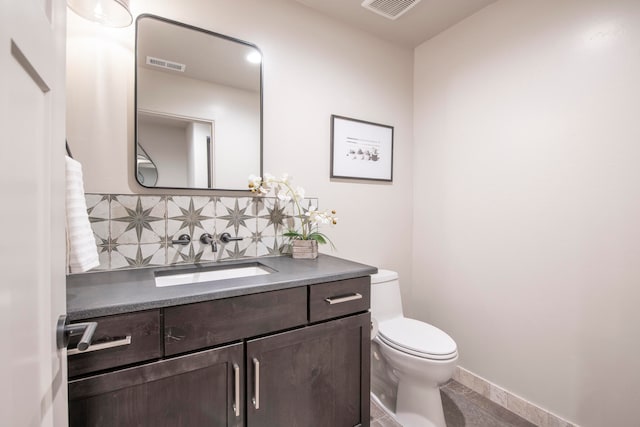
[65,155,99,273]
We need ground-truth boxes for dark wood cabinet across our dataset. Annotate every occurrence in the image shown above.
[164,287,307,356]
[69,343,244,427]
[68,276,371,427]
[246,312,370,427]
[67,309,161,378]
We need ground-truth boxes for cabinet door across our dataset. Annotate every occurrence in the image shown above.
[69,343,244,427]
[246,312,371,427]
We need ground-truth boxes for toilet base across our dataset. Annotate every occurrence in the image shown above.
[374,339,455,427]
[396,380,446,427]
[371,382,446,427]
[396,412,440,427]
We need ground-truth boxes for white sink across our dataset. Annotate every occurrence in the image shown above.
[155,264,272,287]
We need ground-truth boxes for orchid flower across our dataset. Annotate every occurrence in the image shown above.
[248,173,337,247]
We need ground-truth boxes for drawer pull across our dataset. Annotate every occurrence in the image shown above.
[233,363,240,417]
[324,293,363,305]
[252,357,260,410]
[67,335,132,356]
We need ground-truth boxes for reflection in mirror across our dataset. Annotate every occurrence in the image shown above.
[138,111,213,187]
[136,143,158,186]
[136,14,262,190]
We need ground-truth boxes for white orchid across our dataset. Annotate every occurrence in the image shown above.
[277,191,292,203]
[306,207,338,226]
[248,174,262,190]
[263,173,276,184]
[248,173,337,248]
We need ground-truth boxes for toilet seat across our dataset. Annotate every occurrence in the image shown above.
[378,318,458,361]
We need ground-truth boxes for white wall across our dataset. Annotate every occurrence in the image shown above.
[138,67,259,189]
[187,122,211,188]
[413,1,640,425]
[138,119,187,187]
[66,12,133,192]
[66,0,414,280]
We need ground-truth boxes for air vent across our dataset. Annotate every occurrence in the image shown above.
[146,56,186,72]
[361,0,422,20]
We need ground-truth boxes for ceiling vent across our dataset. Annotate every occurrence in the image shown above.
[146,56,186,72]
[361,0,422,20]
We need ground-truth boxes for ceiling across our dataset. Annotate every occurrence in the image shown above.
[137,16,261,92]
[292,0,497,48]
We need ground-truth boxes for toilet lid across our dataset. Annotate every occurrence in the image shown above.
[378,318,457,359]
[370,269,398,284]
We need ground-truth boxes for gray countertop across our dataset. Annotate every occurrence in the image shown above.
[66,254,378,320]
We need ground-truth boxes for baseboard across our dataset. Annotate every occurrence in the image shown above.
[452,366,578,427]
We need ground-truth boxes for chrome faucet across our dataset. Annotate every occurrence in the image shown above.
[219,232,243,244]
[171,234,191,245]
[199,233,217,252]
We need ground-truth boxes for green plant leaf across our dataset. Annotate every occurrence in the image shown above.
[308,232,336,250]
[283,230,303,239]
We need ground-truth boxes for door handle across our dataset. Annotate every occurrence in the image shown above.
[233,363,240,417]
[252,357,260,409]
[56,315,97,351]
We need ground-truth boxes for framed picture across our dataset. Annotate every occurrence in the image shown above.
[330,115,394,182]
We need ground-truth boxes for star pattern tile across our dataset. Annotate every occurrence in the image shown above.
[223,242,249,259]
[85,193,315,271]
[217,197,254,235]
[96,236,117,254]
[176,243,205,264]
[168,196,213,237]
[125,246,156,268]
[256,235,286,257]
[85,194,110,264]
[111,243,164,270]
[257,198,288,235]
[111,196,165,244]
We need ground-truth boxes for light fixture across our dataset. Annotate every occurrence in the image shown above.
[246,51,262,64]
[67,0,133,27]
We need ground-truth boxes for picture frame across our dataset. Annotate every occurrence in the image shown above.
[330,115,394,182]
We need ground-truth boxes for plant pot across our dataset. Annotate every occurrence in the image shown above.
[291,239,318,259]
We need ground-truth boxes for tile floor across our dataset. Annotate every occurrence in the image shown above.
[371,380,536,427]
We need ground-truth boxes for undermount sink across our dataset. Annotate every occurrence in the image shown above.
[154,264,273,287]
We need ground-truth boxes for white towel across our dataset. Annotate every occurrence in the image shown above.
[65,155,100,273]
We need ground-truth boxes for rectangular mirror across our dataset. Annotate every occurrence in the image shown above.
[136,14,262,190]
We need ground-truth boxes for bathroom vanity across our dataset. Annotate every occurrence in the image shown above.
[65,255,376,427]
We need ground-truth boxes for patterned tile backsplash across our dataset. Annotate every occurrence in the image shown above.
[84,194,318,271]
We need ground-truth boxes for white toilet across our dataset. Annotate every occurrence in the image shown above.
[370,270,458,427]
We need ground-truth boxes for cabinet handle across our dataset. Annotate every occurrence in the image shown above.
[233,363,240,417]
[324,293,363,305]
[67,335,132,356]
[252,357,260,410]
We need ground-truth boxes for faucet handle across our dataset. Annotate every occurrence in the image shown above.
[199,233,217,252]
[219,232,243,244]
[171,234,191,245]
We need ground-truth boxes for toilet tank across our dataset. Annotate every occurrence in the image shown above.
[370,269,404,322]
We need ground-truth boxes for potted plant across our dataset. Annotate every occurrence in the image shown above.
[249,173,337,259]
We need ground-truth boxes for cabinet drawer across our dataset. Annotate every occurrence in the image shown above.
[68,343,244,427]
[164,287,307,356]
[309,277,370,322]
[67,310,161,378]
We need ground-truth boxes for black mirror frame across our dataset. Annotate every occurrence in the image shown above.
[134,13,263,191]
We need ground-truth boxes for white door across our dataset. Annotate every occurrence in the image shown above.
[0,0,68,426]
